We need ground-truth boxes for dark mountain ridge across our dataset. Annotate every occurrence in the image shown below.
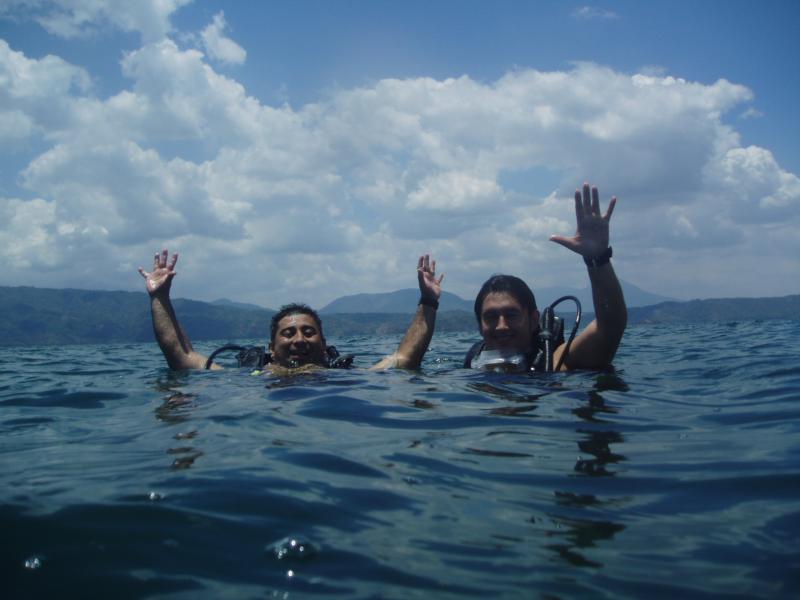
[0,285,797,347]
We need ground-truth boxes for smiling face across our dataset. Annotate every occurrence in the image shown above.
[479,292,539,353]
[269,313,327,367]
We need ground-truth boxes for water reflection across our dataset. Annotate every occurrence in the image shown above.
[154,386,203,470]
[547,372,628,566]
[544,514,626,568]
[154,391,196,424]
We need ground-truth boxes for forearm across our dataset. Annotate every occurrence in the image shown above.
[567,261,626,368]
[587,262,627,335]
[557,261,627,371]
[388,304,437,370]
[150,294,208,370]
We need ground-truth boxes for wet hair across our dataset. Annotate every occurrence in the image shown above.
[270,303,324,343]
[473,274,538,324]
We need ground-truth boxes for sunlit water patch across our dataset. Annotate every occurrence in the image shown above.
[2,321,799,598]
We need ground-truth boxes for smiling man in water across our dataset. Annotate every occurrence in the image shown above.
[465,182,627,372]
[139,253,443,372]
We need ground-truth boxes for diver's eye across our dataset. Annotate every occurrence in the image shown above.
[482,311,499,324]
[301,326,317,337]
[280,327,297,338]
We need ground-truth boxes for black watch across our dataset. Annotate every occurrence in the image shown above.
[419,296,439,310]
[584,246,612,268]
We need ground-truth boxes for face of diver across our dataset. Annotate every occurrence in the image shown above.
[270,313,327,367]
[479,292,539,353]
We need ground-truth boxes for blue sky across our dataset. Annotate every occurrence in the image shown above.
[1,0,798,308]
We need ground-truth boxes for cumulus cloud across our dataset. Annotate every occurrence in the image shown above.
[0,27,797,304]
[200,12,246,65]
[0,39,91,143]
[407,172,503,211]
[0,0,190,42]
[0,197,61,269]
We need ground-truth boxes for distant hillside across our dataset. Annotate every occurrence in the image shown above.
[321,289,473,313]
[627,295,800,324]
[535,280,675,310]
[0,285,796,347]
[212,298,271,311]
[323,311,475,337]
[0,286,274,346]
[320,280,673,314]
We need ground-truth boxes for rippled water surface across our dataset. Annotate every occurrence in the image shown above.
[2,321,799,599]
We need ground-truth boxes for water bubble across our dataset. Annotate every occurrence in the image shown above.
[148,491,164,501]
[268,535,318,561]
[24,557,42,570]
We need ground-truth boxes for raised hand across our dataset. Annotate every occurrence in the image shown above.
[417,254,444,301]
[138,249,178,296]
[550,183,616,258]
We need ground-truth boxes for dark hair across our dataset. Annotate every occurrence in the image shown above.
[270,303,324,342]
[473,274,538,324]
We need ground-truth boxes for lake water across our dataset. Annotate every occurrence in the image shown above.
[2,320,799,599]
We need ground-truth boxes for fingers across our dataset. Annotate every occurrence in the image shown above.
[137,267,148,279]
[418,254,435,273]
[151,249,177,270]
[582,182,591,214]
[575,183,613,216]
[437,273,444,285]
[604,196,617,220]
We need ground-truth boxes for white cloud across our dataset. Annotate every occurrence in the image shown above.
[0,32,798,304]
[407,172,503,211]
[1,0,191,42]
[572,6,620,20]
[740,107,763,120]
[0,197,61,269]
[200,12,246,65]
[0,39,91,142]
[706,145,800,216]
[0,108,34,140]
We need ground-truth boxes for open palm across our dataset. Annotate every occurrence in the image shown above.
[138,250,178,296]
[417,254,443,300]
[550,183,616,258]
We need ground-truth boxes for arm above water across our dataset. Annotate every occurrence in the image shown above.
[138,249,220,371]
[370,254,443,370]
[550,184,627,370]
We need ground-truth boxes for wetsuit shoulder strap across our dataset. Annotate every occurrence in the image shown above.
[463,341,484,368]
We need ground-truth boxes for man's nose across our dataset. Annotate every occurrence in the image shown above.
[290,331,307,344]
[496,315,510,330]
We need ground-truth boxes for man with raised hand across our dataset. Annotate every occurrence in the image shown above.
[370,254,443,370]
[139,252,443,372]
[465,182,627,372]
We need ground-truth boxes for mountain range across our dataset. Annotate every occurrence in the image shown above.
[0,284,797,347]
[318,280,674,314]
